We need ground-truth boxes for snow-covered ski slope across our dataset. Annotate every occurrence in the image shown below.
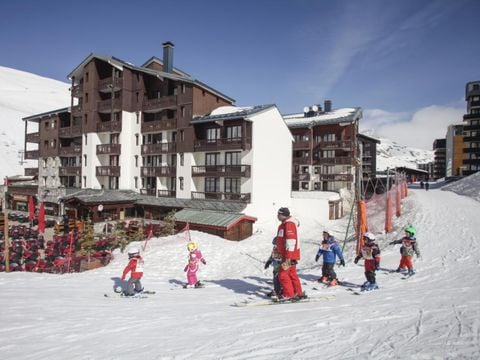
[1,182,479,359]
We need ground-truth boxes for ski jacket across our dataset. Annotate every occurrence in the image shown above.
[316,238,344,264]
[184,249,206,272]
[276,216,300,261]
[391,236,420,257]
[121,256,144,280]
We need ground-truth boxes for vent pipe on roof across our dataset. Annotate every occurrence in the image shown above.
[162,41,174,73]
[324,100,332,112]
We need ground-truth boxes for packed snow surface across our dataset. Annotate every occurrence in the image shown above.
[1,179,480,359]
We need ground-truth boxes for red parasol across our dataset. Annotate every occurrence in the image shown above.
[28,196,35,223]
[38,202,45,234]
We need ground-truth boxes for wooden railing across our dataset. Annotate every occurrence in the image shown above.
[191,191,251,202]
[191,165,251,177]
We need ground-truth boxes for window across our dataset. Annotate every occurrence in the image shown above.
[206,153,219,167]
[179,177,184,191]
[180,130,184,141]
[323,133,336,142]
[205,177,219,192]
[136,111,140,124]
[302,166,309,173]
[135,155,138,167]
[85,72,89,82]
[225,151,241,166]
[111,134,119,144]
[84,154,87,167]
[206,128,220,142]
[301,182,309,190]
[180,153,184,166]
[83,176,86,187]
[323,150,335,158]
[314,167,320,174]
[225,178,240,193]
[181,106,185,117]
[181,84,186,94]
[135,134,139,146]
[85,93,88,103]
[134,177,138,189]
[84,134,88,145]
[226,125,241,140]
[45,121,49,129]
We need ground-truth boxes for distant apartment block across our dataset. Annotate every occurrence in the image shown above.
[445,124,464,177]
[462,80,480,175]
[283,101,362,192]
[358,133,380,179]
[433,138,446,179]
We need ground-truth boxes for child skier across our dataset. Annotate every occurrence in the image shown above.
[354,232,381,291]
[120,246,144,296]
[390,225,421,276]
[264,237,282,298]
[183,241,206,288]
[315,230,345,287]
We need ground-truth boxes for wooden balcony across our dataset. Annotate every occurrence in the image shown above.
[96,144,121,155]
[318,174,354,182]
[24,168,38,176]
[97,120,122,133]
[25,150,39,160]
[191,165,251,178]
[26,132,40,143]
[59,145,82,156]
[312,157,354,165]
[59,167,81,176]
[141,118,177,132]
[293,140,311,149]
[140,166,176,177]
[98,77,123,92]
[191,191,251,202]
[143,95,177,113]
[59,125,82,138]
[71,84,83,97]
[140,188,156,196]
[97,98,122,113]
[194,137,252,152]
[314,140,353,150]
[293,157,311,165]
[158,189,176,198]
[96,166,120,177]
[71,105,82,117]
[141,142,176,155]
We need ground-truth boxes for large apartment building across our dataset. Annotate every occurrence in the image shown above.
[463,80,480,175]
[22,42,292,221]
[445,124,464,177]
[433,138,446,179]
[283,101,362,192]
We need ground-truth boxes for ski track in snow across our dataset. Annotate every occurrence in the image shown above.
[1,188,480,359]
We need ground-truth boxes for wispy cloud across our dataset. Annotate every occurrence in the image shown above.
[362,104,465,150]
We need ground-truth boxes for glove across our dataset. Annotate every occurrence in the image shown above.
[315,255,319,262]
[339,259,345,267]
[183,265,188,272]
[264,259,272,269]
[354,256,360,264]
[121,276,125,281]
[375,262,380,270]
[202,259,207,265]
[281,259,291,270]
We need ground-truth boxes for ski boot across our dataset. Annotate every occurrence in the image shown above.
[327,279,338,287]
[364,282,379,291]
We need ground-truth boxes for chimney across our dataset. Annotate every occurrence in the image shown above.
[162,41,174,73]
[324,100,332,112]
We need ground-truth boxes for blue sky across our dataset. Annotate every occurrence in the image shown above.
[1,0,479,150]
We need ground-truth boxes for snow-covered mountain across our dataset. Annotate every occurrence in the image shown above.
[375,136,434,171]
[0,66,70,180]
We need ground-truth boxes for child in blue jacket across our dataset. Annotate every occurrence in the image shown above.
[315,230,345,287]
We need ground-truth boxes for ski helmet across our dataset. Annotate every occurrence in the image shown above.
[323,229,331,235]
[187,241,197,252]
[128,246,139,256]
[363,232,375,241]
[404,226,416,236]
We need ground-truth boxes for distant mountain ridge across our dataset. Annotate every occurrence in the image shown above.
[375,136,434,171]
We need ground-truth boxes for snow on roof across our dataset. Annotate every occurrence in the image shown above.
[283,107,361,128]
[210,106,252,116]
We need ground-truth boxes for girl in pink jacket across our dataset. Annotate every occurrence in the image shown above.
[183,241,206,288]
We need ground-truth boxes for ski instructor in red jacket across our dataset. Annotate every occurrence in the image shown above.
[275,207,304,300]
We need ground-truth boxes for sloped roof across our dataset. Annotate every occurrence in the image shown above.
[62,189,139,204]
[191,104,275,124]
[67,53,234,103]
[283,107,362,128]
[174,208,256,230]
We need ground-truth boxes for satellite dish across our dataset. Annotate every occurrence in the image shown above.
[98,204,104,212]
[312,105,319,112]
[303,106,310,113]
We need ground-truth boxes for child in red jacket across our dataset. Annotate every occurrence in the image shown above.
[354,232,381,291]
[121,246,144,296]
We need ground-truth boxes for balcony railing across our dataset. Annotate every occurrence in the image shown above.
[464,135,480,142]
[191,165,251,178]
[292,173,311,181]
[97,98,122,113]
[292,140,311,149]
[26,132,40,143]
[96,166,120,177]
[141,142,176,155]
[97,120,122,133]
[141,166,176,177]
[25,150,39,160]
[59,145,82,156]
[59,125,82,138]
[98,77,123,91]
[97,144,121,155]
[141,118,177,132]
[140,188,157,196]
[71,105,82,116]
[158,189,176,198]
[463,113,480,120]
[71,84,83,97]
[314,140,353,150]
[194,137,252,152]
[463,147,480,154]
[143,95,177,113]
[24,168,38,176]
[191,191,251,202]
[312,157,354,165]
[318,174,354,182]
[59,167,81,176]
